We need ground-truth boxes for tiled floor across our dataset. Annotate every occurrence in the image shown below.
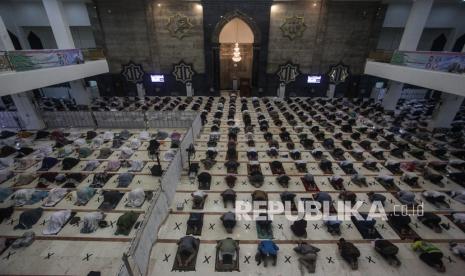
[147,96,465,276]
[0,126,188,275]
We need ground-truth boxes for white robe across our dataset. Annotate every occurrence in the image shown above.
[43,210,71,235]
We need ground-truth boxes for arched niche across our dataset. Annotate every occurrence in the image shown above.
[210,10,262,91]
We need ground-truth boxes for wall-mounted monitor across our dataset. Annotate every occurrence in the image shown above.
[150,74,164,83]
[307,75,321,84]
[375,82,384,89]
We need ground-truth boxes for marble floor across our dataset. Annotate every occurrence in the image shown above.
[0,126,188,275]
[147,96,465,276]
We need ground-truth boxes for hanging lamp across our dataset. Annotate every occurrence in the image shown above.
[231,20,242,63]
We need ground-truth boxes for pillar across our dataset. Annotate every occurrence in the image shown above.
[69,80,92,105]
[0,16,45,130]
[0,16,14,51]
[398,0,434,51]
[185,83,193,97]
[137,83,146,98]
[428,93,464,129]
[382,81,403,111]
[382,0,434,109]
[43,0,92,102]
[327,84,336,98]
[429,25,465,126]
[42,0,75,49]
[278,83,286,98]
[11,92,46,130]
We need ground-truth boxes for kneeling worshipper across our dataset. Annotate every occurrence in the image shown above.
[174,235,200,270]
[216,238,240,271]
[81,212,106,234]
[256,240,279,267]
[338,238,361,270]
[14,208,44,229]
[411,238,446,272]
[43,210,72,235]
[126,188,146,208]
[294,242,320,273]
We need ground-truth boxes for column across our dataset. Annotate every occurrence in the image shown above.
[0,16,45,129]
[326,84,336,98]
[398,0,434,51]
[428,20,464,128]
[11,92,46,130]
[42,0,75,49]
[185,83,193,97]
[382,81,403,111]
[382,0,434,109]
[69,80,91,105]
[0,16,14,51]
[278,83,286,98]
[428,93,464,129]
[43,0,92,103]
[136,83,146,98]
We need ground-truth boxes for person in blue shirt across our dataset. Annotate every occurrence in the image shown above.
[314,192,332,206]
[324,217,342,235]
[256,240,279,267]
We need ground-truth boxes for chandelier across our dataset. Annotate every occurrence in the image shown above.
[232,42,242,62]
[231,19,241,63]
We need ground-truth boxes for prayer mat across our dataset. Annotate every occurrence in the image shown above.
[186,213,204,236]
[256,222,273,239]
[300,177,320,192]
[351,216,383,239]
[215,246,240,272]
[171,239,200,272]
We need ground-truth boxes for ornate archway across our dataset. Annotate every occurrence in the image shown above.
[210,10,262,91]
[211,10,261,44]
[217,18,254,90]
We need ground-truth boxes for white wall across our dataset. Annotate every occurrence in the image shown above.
[70,26,96,48]
[40,86,72,99]
[23,26,58,48]
[63,1,91,26]
[0,0,91,27]
[0,0,95,49]
[383,2,465,29]
[382,3,411,28]
[379,2,465,51]
[377,27,452,51]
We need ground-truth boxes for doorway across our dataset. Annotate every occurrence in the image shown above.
[452,34,465,52]
[218,18,254,91]
[430,33,447,51]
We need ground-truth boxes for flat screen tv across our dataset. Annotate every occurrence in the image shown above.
[150,74,164,83]
[307,75,321,84]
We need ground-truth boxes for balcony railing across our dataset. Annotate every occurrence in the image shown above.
[0,48,105,73]
[367,50,394,63]
[389,50,465,74]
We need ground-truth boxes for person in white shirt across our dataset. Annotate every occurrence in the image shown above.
[452,213,465,224]
[450,190,465,205]
[422,190,450,209]
[450,242,465,260]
